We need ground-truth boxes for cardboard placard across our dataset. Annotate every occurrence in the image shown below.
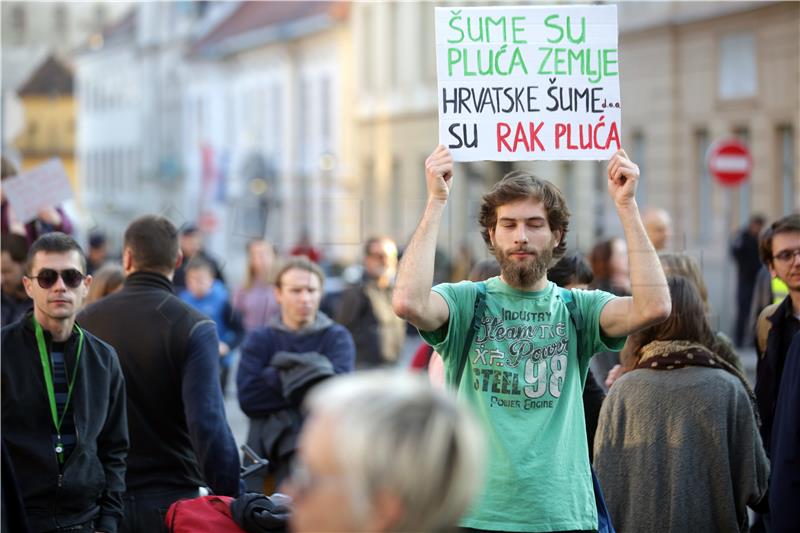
[436,5,621,161]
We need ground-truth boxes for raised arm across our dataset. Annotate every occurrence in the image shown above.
[599,149,671,338]
[392,145,453,332]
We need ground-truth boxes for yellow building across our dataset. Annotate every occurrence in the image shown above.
[14,55,78,194]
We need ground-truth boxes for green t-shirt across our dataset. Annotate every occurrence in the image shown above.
[420,277,625,532]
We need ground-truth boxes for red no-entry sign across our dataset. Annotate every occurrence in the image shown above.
[707,138,753,187]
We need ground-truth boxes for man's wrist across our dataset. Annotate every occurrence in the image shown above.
[427,196,448,208]
[615,199,639,213]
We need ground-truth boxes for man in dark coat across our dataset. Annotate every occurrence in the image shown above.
[2,233,128,533]
[79,216,241,533]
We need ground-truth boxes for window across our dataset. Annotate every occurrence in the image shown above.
[632,130,646,203]
[11,5,26,44]
[362,158,375,235]
[593,162,605,239]
[779,126,795,215]
[420,2,436,83]
[320,76,331,146]
[361,6,373,91]
[718,33,757,100]
[391,157,402,235]
[561,161,575,205]
[271,85,282,163]
[48,121,59,152]
[734,128,751,226]
[54,4,67,33]
[297,80,310,172]
[296,80,311,230]
[27,121,37,145]
[389,3,399,86]
[695,129,711,242]
[95,4,107,29]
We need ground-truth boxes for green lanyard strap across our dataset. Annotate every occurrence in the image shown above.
[33,318,83,463]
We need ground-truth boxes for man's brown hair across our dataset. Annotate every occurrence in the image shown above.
[26,232,86,274]
[124,215,180,274]
[275,256,325,288]
[627,275,716,359]
[758,214,800,265]
[478,171,570,260]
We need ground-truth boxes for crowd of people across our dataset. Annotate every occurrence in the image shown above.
[1,146,798,533]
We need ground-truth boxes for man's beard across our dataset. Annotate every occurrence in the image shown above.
[495,245,553,289]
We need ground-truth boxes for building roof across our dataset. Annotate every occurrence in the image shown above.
[190,1,349,59]
[73,7,136,56]
[17,55,73,96]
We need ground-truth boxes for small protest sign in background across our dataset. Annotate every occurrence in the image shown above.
[436,5,621,161]
[2,159,74,224]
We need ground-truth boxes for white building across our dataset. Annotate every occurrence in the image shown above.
[1,1,129,151]
[75,2,215,251]
[183,1,355,271]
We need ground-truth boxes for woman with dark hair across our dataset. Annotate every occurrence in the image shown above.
[589,237,630,295]
[548,250,594,289]
[588,238,630,388]
[84,263,124,306]
[594,276,769,533]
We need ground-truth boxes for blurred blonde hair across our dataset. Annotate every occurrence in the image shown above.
[305,371,485,533]
[85,264,124,306]
[659,252,709,312]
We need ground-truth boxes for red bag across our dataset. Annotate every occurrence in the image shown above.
[166,495,247,533]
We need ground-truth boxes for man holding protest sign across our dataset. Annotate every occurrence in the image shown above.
[394,8,670,529]
[393,143,670,532]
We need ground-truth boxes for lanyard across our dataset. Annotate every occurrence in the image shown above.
[33,318,84,464]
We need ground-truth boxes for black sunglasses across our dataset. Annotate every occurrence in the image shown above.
[29,268,86,289]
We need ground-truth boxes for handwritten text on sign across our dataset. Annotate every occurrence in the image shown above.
[2,159,73,224]
[436,5,621,161]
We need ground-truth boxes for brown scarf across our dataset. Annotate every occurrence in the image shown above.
[634,340,760,426]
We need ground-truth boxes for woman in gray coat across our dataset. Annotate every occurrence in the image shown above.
[594,276,769,533]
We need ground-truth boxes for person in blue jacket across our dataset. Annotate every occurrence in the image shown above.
[180,258,244,395]
[237,256,355,491]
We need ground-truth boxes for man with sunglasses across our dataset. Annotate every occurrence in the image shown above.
[1,232,128,533]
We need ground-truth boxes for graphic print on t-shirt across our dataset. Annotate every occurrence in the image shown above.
[420,278,625,530]
[471,305,569,410]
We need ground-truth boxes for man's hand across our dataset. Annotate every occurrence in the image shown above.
[37,206,63,226]
[607,149,639,207]
[219,342,230,356]
[425,145,454,203]
[605,364,626,389]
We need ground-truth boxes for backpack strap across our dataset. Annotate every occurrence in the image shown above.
[558,286,583,333]
[450,281,487,391]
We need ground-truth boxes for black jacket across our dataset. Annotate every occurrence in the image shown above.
[78,271,242,495]
[1,316,128,533]
[757,296,800,455]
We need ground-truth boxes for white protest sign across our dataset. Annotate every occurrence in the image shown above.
[2,159,73,223]
[436,5,621,161]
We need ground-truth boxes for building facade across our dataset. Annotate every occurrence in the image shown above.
[75,2,212,250]
[1,1,129,151]
[183,1,354,272]
[349,0,798,333]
